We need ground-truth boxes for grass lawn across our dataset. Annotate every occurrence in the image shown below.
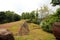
[0,20,56,40]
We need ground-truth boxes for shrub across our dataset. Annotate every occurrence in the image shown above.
[40,14,58,33]
[40,8,60,33]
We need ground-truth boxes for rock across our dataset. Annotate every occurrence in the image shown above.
[19,21,30,36]
[52,22,60,40]
[0,29,14,40]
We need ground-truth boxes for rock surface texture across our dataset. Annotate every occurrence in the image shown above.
[53,22,60,40]
[0,29,14,40]
[19,21,30,36]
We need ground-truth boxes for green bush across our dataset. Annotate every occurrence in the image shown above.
[26,19,40,25]
[40,15,57,33]
[41,8,60,33]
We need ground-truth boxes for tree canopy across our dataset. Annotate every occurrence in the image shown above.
[51,0,60,6]
[41,8,60,33]
[0,11,21,24]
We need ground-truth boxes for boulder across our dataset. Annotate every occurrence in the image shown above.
[52,22,60,40]
[0,29,14,40]
[19,21,30,36]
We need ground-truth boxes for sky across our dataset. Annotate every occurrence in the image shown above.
[0,0,59,15]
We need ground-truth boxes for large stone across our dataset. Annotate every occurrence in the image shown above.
[0,29,14,40]
[19,21,30,36]
[52,22,60,40]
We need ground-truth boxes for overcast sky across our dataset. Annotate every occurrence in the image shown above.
[0,0,59,15]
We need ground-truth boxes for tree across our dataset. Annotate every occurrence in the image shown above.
[51,0,60,6]
[5,11,15,22]
[30,11,35,19]
[41,0,60,33]
[35,9,38,18]
[14,14,21,21]
[0,12,7,23]
[21,12,26,19]
[5,11,21,22]
[24,12,30,19]
[41,8,60,33]
[0,11,21,24]
[38,5,50,20]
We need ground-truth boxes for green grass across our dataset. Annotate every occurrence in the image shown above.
[0,20,56,40]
